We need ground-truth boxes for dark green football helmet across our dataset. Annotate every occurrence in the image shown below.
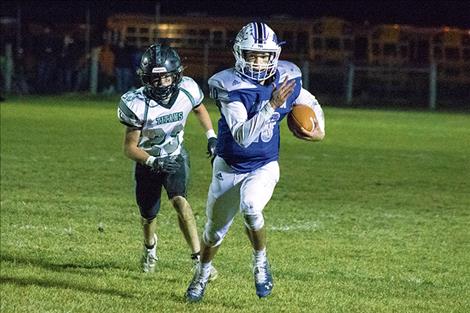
[139,44,183,102]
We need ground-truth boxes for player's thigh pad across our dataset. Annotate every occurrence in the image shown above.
[134,163,163,220]
[240,161,280,230]
[203,156,242,246]
[163,152,189,199]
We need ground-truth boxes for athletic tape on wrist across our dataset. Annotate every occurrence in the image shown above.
[205,129,216,139]
[145,156,156,167]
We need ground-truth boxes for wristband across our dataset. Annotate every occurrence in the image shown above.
[145,156,156,167]
[205,129,216,139]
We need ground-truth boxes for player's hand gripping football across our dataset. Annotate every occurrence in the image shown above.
[270,78,296,109]
[151,156,180,174]
[292,119,325,141]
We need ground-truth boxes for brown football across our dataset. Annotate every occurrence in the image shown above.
[287,105,316,134]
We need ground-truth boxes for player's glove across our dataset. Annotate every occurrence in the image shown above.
[207,137,217,158]
[149,156,180,174]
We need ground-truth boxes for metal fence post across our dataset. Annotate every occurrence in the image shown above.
[203,42,209,92]
[4,43,13,93]
[89,47,100,95]
[429,62,437,110]
[346,63,355,105]
[301,59,310,90]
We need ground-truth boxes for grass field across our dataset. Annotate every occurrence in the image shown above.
[1,95,469,313]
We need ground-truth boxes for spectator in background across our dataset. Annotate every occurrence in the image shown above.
[114,41,133,93]
[98,42,116,95]
[57,34,80,92]
[36,26,59,93]
[14,48,31,94]
[74,48,90,92]
[131,41,145,89]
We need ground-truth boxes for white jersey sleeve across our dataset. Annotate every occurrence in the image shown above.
[220,100,275,148]
[179,76,204,108]
[209,69,275,148]
[117,91,145,129]
[277,61,302,84]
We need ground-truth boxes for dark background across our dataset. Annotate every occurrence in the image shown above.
[1,0,470,29]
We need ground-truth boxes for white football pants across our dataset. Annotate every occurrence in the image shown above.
[203,156,280,247]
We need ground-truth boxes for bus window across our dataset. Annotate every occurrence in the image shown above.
[462,34,470,46]
[463,49,470,61]
[400,45,408,58]
[282,31,294,49]
[326,38,340,50]
[211,30,224,47]
[297,32,308,52]
[313,23,322,34]
[383,43,397,56]
[433,47,443,60]
[372,43,380,56]
[445,47,460,61]
[313,38,322,49]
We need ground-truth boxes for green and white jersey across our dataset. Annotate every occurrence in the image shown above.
[117,76,204,158]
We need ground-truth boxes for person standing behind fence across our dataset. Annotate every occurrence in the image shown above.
[114,41,133,94]
[57,34,80,93]
[131,42,145,89]
[98,42,115,95]
[36,26,59,93]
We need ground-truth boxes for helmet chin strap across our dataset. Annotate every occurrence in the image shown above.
[145,85,180,109]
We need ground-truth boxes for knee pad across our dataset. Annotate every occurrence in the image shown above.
[243,212,264,231]
[203,229,222,247]
[202,220,228,247]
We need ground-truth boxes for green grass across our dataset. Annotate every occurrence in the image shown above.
[1,95,469,312]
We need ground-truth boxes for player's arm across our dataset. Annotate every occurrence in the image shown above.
[221,100,274,148]
[222,80,295,148]
[123,127,151,164]
[292,88,325,141]
[193,104,217,157]
[192,103,216,138]
[123,127,179,173]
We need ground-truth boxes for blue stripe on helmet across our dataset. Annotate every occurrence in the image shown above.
[261,23,266,42]
[252,22,258,43]
[255,22,263,43]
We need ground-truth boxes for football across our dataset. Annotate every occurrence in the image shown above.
[287,105,316,134]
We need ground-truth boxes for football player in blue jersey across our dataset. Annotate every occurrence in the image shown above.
[117,44,218,278]
[186,22,325,302]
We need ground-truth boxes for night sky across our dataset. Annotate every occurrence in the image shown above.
[1,0,470,29]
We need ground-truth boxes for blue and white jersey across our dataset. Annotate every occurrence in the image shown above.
[209,60,324,173]
[117,76,203,158]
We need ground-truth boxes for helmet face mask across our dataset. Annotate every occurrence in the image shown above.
[233,22,281,82]
[139,44,183,102]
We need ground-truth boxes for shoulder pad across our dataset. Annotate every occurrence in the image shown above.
[277,60,302,81]
[209,69,255,102]
[179,76,204,107]
[117,90,144,128]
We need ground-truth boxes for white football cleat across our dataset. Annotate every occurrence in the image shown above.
[186,265,209,302]
[142,234,158,273]
[192,260,218,282]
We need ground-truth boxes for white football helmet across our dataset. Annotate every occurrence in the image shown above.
[233,22,282,81]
